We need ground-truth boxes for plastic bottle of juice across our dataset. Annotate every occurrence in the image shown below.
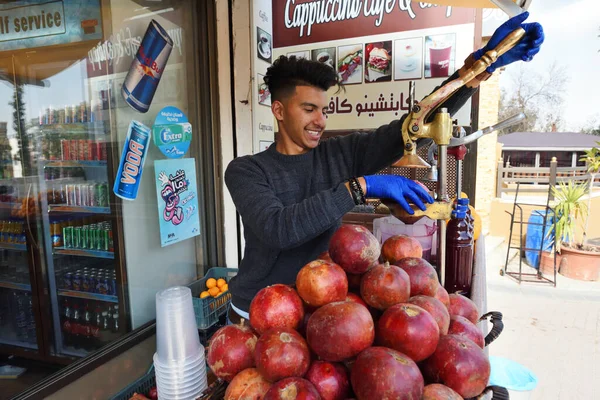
[445,209,474,295]
[457,198,474,236]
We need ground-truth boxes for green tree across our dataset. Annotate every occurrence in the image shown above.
[8,84,32,176]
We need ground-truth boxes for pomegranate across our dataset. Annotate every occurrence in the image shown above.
[264,377,321,400]
[207,324,258,382]
[360,262,410,310]
[344,292,367,308]
[422,384,462,400]
[407,295,450,335]
[376,303,439,362]
[448,315,484,348]
[296,260,348,307]
[381,235,422,263]
[351,347,424,400]
[346,273,363,290]
[249,284,305,335]
[224,368,272,400]
[434,284,450,308]
[448,293,479,324]
[421,334,490,398]
[305,361,350,400]
[395,257,439,297]
[318,251,333,262]
[306,301,374,362]
[254,328,311,382]
[329,224,380,274]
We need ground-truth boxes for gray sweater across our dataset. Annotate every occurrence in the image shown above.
[225,75,476,312]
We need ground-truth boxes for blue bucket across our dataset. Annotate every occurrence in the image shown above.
[525,210,554,268]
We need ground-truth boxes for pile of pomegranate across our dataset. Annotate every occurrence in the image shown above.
[207,224,489,400]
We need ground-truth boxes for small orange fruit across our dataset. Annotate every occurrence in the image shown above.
[206,278,217,289]
[217,278,227,288]
[200,291,210,299]
[208,287,220,297]
[220,283,228,292]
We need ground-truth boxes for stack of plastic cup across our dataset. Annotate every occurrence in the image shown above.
[154,286,207,399]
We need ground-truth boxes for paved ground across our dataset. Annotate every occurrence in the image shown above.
[485,238,600,399]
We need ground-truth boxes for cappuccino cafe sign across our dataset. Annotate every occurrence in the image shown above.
[273,0,475,47]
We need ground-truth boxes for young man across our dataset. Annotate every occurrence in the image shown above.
[225,13,544,322]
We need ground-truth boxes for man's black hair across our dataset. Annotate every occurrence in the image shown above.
[264,55,342,102]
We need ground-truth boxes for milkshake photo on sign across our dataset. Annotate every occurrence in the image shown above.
[365,41,392,83]
[424,33,456,78]
[337,44,363,85]
[311,47,336,69]
[257,73,271,106]
[257,27,272,63]
[394,37,423,81]
[287,50,310,60]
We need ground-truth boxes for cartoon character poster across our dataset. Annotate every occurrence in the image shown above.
[154,158,201,247]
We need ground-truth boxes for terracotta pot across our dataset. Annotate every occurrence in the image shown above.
[540,251,561,276]
[558,247,600,281]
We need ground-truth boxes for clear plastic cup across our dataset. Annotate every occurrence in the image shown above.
[155,286,201,363]
[155,373,207,392]
[153,352,205,373]
[154,365,206,383]
[156,381,204,400]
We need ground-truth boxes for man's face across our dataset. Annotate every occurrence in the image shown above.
[272,85,328,155]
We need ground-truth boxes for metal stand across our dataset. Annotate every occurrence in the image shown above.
[502,183,557,286]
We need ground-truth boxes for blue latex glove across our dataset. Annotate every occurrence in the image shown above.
[473,11,544,73]
[364,175,434,215]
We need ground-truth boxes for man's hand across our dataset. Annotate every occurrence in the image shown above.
[364,175,434,215]
[474,11,544,73]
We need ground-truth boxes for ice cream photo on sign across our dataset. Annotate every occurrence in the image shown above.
[337,44,363,85]
[425,33,456,78]
[394,37,423,81]
[365,41,392,83]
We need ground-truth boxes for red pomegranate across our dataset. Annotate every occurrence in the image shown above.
[346,273,363,290]
[224,368,272,400]
[422,384,462,400]
[351,347,424,400]
[407,295,450,335]
[376,303,439,362]
[448,315,484,348]
[395,257,439,297]
[264,377,321,400]
[344,292,367,308]
[305,361,350,400]
[434,284,450,308]
[360,262,410,310]
[306,301,374,362]
[249,284,305,335]
[296,260,348,307]
[207,325,258,382]
[448,293,479,324]
[254,328,311,382]
[318,251,333,262]
[329,224,380,274]
[381,235,423,263]
[422,334,491,398]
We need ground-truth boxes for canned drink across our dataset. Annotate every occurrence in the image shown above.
[96,276,109,295]
[73,226,82,249]
[101,228,110,251]
[78,139,87,161]
[63,226,73,248]
[99,142,107,161]
[107,276,117,296]
[70,140,79,160]
[91,141,99,161]
[89,224,98,250]
[58,108,65,124]
[79,101,87,123]
[121,20,173,113]
[80,184,89,206]
[81,225,89,249]
[114,121,151,200]
[48,106,54,124]
[82,274,91,292]
[88,183,97,207]
[64,272,72,290]
[61,140,70,160]
[71,104,78,123]
[66,184,76,205]
[74,184,82,206]
[64,105,71,124]
[72,271,82,291]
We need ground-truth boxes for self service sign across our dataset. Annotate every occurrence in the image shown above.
[0,0,102,51]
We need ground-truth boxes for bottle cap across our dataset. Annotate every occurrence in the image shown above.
[457,198,469,206]
[452,209,467,219]
[456,205,469,212]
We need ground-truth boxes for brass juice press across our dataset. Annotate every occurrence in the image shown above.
[385,27,527,285]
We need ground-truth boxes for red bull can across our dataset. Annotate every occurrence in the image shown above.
[121,20,173,113]
[113,121,151,200]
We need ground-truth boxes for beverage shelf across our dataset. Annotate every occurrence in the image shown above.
[54,247,114,259]
[58,289,118,303]
[0,279,31,291]
[48,205,111,214]
[0,243,27,251]
[43,160,107,168]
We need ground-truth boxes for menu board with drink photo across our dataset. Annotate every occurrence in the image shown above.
[424,33,456,78]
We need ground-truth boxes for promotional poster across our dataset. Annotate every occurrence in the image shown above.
[154,158,200,247]
[153,106,192,158]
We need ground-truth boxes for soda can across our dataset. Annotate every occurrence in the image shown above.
[96,276,109,295]
[82,274,91,292]
[89,224,98,250]
[66,184,76,205]
[63,226,73,248]
[81,225,89,249]
[100,142,107,161]
[88,184,97,207]
[70,140,79,160]
[61,140,71,160]
[65,105,71,124]
[58,108,65,124]
[79,101,87,123]
[100,228,110,251]
[91,141,99,161]
[114,121,151,200]
[82,185,91,206]
[78,139,87,161]
[64,272,73,290]
[71,104,78,123]
[107,276,117,296]
[121,20,173,113]
[73,227,82,249]
[72,271,82,291]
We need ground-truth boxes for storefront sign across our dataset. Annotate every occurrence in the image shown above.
[153,106,192,158]
[273,0,474,47]
[154,158,201,247]
[0,0,102,51]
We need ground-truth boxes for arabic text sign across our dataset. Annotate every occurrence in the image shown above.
[154,158,201,247]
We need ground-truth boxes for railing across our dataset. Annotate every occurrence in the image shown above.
[496,157,597,198]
